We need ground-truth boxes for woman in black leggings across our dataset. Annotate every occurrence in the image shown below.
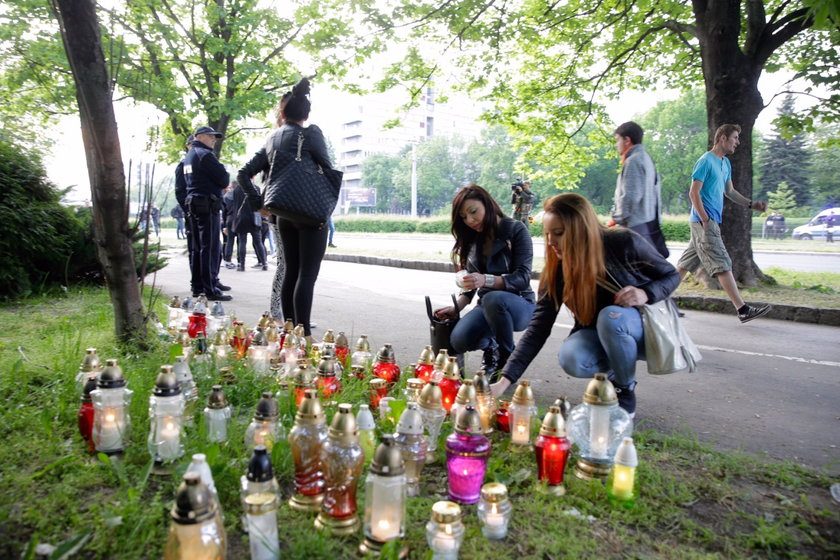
[237,79,332,341]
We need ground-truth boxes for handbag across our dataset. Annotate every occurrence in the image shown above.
[425,294,461,355]
[263,131,343,229]
[599,272,701,375]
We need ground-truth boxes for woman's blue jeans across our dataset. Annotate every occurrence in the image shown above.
[450,291,535,355]
[558,305,644,388]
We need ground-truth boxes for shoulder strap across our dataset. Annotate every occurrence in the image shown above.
[295,132,304,161]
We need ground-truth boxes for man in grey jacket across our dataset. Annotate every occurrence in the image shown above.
[611,121,669,258]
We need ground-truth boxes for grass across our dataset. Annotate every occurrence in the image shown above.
[1,287,838,559]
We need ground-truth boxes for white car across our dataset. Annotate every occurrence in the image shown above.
[791,208,840,240]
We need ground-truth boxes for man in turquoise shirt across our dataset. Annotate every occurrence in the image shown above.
[676,123,771,324]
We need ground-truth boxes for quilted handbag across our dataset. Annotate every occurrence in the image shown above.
[263,132,343,229]
[599,273,701,375]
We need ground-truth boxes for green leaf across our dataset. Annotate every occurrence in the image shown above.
[49,532,91,560]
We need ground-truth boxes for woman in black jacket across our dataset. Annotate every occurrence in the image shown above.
[434,185,536,377]
[237,79,332,341]
[493,193,680,417]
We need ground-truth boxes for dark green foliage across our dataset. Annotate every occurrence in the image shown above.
[757,95,811,205]
[0,140,89,298]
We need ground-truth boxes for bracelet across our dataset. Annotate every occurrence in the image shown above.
[484,274,495,288]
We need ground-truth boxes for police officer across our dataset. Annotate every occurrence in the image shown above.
[184,126,232,301]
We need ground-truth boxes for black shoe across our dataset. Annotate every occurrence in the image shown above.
[261,265,268,271]
[328,243,337,248]
[237,264,245,271]
[251,263,264,269]
[224,261,236,270]
[207,293,233,302]
[481,340,499,374]
[738,304,771,323]
[615,383,636,419]
[216,283,231,291]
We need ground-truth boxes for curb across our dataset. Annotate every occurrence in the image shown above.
[323,253,840,327]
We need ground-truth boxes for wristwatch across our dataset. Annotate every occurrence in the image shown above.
[484,274,495,288]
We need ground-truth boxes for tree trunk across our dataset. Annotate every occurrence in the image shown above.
[52,0,149,346]
[696,0,769,287]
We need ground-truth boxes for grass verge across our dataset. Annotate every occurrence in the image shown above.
[0,287,838,559]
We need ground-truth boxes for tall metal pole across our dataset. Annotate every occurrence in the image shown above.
[411,143,418,218]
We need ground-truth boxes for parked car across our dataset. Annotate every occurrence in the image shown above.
[791,207,840,240]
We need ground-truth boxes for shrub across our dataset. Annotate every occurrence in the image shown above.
[0,140,90,298]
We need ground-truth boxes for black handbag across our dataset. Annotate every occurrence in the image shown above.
[425,294,461,355]
[263,132,343,229]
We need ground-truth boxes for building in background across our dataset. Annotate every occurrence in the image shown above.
[323,87,485,213]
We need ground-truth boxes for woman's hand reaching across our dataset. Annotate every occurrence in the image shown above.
[613,286,649,307]
[434,306,457,320]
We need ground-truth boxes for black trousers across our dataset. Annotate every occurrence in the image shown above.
[276,218,328,336]
[235,224,267,266]
[187,198,222,296]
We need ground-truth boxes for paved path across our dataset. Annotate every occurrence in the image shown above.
[148,234,840,474]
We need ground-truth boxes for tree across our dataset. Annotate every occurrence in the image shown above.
[51,0,148,346]
[767,181,798,214]
[391,135,471,214]
[361,152,402,213]
[637,89,709,214]
[807,124,840,207]
[1,0,390,159]
[757,95,811,204]
[389,0,839,286]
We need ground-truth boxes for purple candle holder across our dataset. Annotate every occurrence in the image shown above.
[445,405,491,504]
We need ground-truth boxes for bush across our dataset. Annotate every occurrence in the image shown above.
[0,140,91,298]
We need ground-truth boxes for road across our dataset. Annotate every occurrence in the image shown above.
[329,233,840,273]
[150,237,840,475]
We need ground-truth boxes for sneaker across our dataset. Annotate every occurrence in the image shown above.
[615,384,636,419]
[224,261,236,270]
[738,304,771,324]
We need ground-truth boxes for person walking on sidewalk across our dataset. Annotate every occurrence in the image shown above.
[229,181,268,271]
[434,184,536,378]
[611,121,669,258]
[676,123,770,323]
[491,193,680,417]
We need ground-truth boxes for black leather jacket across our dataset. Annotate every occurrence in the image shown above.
[501,227,679,384]
[462,217,536,304]
[237,123,331,210]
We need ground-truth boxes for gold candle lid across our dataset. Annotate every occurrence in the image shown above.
[354,334,371,352]
[293,323,306,338]
[322,329,335,344]
[283,318,294,333]
[539,405,566,437]
[328,403,359,443]
[265,324,278,343]
[80,348,102,373]
[511,379,535,406]
[251,327,267,346]
[232,321,248,338]
[317,356,336,377]
[258,311,272,329]
[443,356,460,380]
[472,371,492,395]
[454,405,483,435]
[295,389,326,424]
[369,378,386,391]
[370,434,405,476]
[376,343,395,363]
[418,380,443,410]
[583,373,617,406]
[433,349,449,370]
[283,332,299,349]
[480,482,509,503]
[293,364,314,386]
[417,345,435,365]
[153,365,181,397]
[431,500,461,523]
[454,379,476,405]
[407,378,425,391]
[168,295,181,308]
[335,331,349,348]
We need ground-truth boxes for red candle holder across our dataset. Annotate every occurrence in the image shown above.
[78,376,97,452]
[414,363,434,383]
[229,321,250,359]
[438,377,461,414]
[369,378,388,410]
[495,400,511,433]
[316,373,342,399]
[372,343,400,386]
[187,312,207,339]
[534,405,570,494]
